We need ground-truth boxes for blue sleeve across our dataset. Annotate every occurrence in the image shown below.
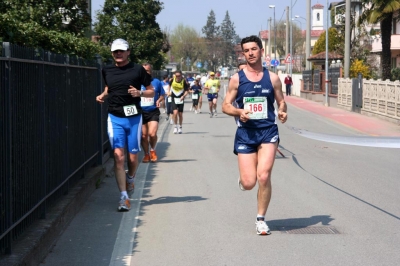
[158,80,165,96]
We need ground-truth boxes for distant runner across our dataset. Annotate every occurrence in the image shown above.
[169,70,189,134]
[140,63,165,163]
[204,72,220,118]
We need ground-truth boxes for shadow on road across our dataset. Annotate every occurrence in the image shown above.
[140,196,207,207]
[268,215,335,230]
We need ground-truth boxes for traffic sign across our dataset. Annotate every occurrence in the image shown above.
[284,53,292,64]
[270,59,279,67]
[196,62,202,68]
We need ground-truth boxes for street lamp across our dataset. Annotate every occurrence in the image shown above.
[292,18,302,29]
[269,5,276,72]
[294,15,307,23]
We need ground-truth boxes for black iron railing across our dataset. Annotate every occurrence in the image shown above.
[0,42,110,254]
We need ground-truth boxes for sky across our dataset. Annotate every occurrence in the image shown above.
[91,0,329,38]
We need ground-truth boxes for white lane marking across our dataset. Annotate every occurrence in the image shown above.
[289,126,400,148]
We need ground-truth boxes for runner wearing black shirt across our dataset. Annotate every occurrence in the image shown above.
[96,39,154,212]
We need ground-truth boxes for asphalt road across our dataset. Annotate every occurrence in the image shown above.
[40,94,400,266]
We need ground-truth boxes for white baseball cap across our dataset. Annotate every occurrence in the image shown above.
[196,75,201,79]
[111,39,129,51]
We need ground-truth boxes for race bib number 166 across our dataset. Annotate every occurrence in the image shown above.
[243,97,268,120]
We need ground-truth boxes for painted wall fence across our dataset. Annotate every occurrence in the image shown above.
[338,78,400,124]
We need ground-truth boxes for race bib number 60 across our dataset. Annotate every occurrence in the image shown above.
[243,97,268,120]
[123,105,138,116]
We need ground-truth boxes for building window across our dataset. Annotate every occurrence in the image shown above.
[317,13,320,21]
[391,57,396,69]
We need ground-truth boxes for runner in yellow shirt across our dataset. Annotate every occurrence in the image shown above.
[204,72,220,118]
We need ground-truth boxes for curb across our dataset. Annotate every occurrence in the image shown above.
[0,166,106,266]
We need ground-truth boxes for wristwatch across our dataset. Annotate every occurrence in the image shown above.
[140,90,143,96]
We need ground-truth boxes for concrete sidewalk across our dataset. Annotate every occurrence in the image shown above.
[285,96,400,137]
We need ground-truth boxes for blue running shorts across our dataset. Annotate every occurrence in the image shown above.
[234,125,279,155]
[107,113,142,154]
[207,93,218,101]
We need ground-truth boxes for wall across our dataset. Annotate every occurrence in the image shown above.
[337,78,400,124]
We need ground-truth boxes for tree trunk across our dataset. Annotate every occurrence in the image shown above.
[380,15,392,81]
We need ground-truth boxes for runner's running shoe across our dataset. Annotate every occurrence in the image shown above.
[142,154,150,163]
[150,150,158,162]
[238,177,246,191]
[255,220,271,235]
[173,127,178,134]
[210,112,213,118]
[178,127,182,134]
[118,197,131,212]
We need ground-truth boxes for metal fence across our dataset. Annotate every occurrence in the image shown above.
[0,42,110,254]
[313,70,321,92]
[302,70,313,91]
[329,67,341,95]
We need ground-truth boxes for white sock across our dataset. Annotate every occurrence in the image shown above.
[121,191,129,199]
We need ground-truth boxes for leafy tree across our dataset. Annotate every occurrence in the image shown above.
[94,0,167,68]
[359,0,400,80]
[202,10,219,39]
[312,27,343,55]
[219,11,237,67]
[202,10,222,72]
[169,24,206,71]
[390,68,400,81]
[0,0,99,58]
[350,59,371,78]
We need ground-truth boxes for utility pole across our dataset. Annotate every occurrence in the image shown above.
[306,0,311,70]
[344,0,351,78]
[325,0,329,106]
[290,0,293,75]
[269,5,277,73]
[268,17,272,57]
[286,6,290,73]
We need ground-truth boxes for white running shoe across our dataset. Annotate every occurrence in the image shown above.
[190,106,193,111]
[210,112,213,118]
[255,220,271,235]
[170,119,174,125]
[173,127,178,134]
[198,110,201,114]
[195,110,198,114]
[178,127,182,134]
[238,177,246,191]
